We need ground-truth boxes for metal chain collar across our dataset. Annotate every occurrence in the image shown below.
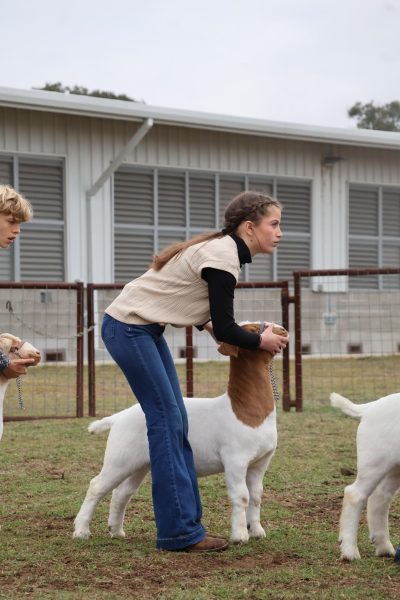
[259,321,280,404]
[16,376,24,410]
[268,361,280,404]
[10,347,25,410]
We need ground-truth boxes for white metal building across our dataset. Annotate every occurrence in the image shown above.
[0,86,399,287]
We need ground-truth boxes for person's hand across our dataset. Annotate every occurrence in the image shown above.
[2,358,36,379]
[259,324,288,355]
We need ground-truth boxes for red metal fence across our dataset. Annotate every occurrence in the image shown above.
[86,281,292,416]
[2,282,84,422]
[291,268,400,410]
[2,268,400,421]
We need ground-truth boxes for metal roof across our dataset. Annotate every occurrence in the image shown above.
[1,86,400,150]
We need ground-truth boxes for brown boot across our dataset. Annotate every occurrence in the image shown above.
[185,534,229,553]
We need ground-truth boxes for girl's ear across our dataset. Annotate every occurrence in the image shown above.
[217,342,239,358]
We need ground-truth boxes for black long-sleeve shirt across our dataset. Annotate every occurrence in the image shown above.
[201,234,261,350]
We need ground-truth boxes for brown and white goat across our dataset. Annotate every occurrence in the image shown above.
[0,333,41,441]
[74,323,288,543]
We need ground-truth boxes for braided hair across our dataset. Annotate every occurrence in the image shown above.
[222,191,281,234]
[151,191,281,271]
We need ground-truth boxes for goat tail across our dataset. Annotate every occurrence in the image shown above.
[329,392,366,419]
[88,415,115,435]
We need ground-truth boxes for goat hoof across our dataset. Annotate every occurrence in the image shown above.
[248,525,266,539]
[375,544,395,557]
[108,528,126,539]
[340,547,361,561]
[249,531,266,539]
[231,532,249,544]
[73,530,91,540]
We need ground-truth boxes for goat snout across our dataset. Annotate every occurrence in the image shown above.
[17,342,41,365]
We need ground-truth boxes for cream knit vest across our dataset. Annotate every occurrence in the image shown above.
[106,235,241,327]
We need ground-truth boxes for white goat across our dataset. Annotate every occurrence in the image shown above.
[74,322,288,543]
[330,391,400,561]
[0,333,41,441]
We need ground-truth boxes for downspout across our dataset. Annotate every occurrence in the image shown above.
[85,117,153,281]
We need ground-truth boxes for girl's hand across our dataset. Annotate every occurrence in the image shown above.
[3,358,36,379]
[259,324,288,355]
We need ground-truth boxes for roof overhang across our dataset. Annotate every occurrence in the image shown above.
[1,86,400,151]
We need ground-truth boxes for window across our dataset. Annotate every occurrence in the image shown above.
[113,167,312,283]
[0,156,65,281]
[276,180,311,281]
[114,168,154,281]
[0,157,14,280]
[349,185,400,289]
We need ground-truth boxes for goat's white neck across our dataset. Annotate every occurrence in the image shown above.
[227,350,274,427]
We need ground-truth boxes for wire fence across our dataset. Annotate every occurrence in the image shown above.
[1,282,84,420]
[87,282,291,416]
[292,268,400,408]
[1,268,400,420]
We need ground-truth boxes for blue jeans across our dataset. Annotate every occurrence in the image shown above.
[101,314,205,550]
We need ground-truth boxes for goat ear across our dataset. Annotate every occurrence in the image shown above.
[217,342,239,358]
[0,335,13,354]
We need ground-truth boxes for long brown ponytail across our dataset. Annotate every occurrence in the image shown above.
[151,230,223,271]
[151,191,281,271]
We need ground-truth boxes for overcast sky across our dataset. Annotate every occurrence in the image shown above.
[1,0,399,129]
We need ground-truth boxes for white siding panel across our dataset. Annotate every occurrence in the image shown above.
[130,124,324,179]
[347,146,400,186]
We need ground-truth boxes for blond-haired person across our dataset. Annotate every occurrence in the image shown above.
[0,185,36,377]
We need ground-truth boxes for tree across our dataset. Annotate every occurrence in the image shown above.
[34,82,138,103]
[348,101,400,132]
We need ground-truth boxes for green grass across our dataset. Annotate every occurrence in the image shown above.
[1,406,400,599]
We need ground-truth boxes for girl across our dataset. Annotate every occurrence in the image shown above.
[103,191,288,552]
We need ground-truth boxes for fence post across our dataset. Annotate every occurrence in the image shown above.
[281,282,291,411]
[87,284,96,417]
[293,272,303,411]
[76,282,84,417]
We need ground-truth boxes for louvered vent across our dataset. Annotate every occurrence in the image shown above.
[189,176,215,229]
[0,159,14,280]
[219,178,245,227]
[115,231,154,282]
[114,169,153,225]
[18,160,65,281]
[158,173,185,226]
